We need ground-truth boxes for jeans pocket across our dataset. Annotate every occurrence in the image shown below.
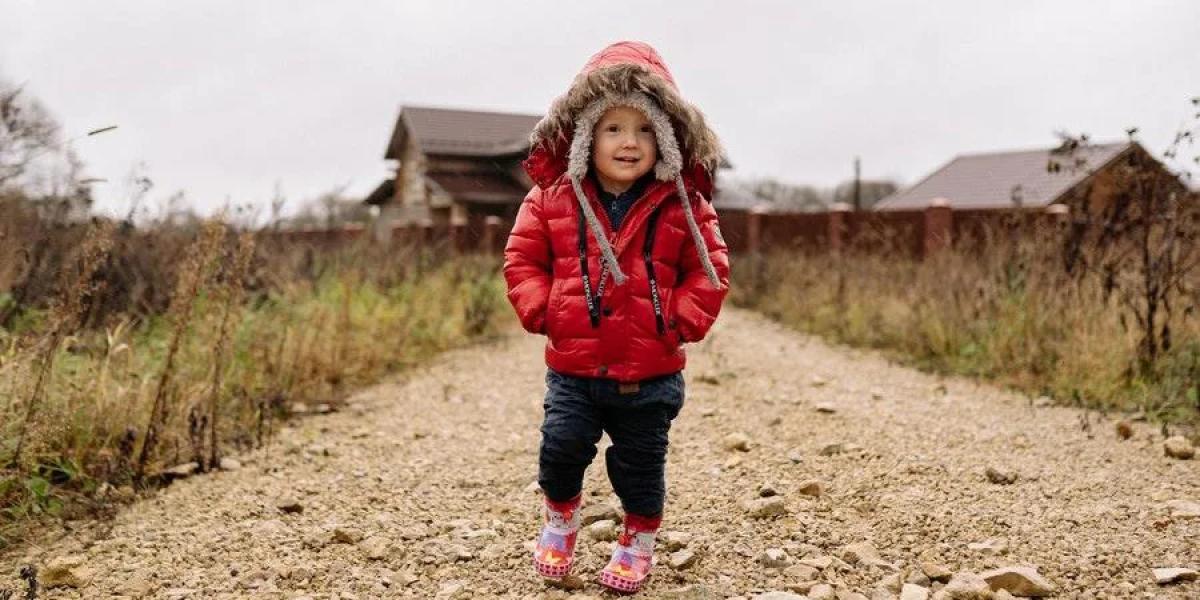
[543,368,589,415]
[545,367,576,396]
[629,372,685,419]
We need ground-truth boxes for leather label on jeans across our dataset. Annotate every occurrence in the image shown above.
[618,383,640,395]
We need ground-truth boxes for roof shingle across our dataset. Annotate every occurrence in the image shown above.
[426,171,527,204]
[875,141,1131,211]
[386,106,543,159]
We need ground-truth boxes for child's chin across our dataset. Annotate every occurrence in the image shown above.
[602,167,651,182]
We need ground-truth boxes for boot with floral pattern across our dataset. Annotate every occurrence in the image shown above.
[598,513,661,593]
[532,494,582,578]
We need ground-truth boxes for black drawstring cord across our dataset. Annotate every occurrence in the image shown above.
[578,208,604,328]
[643,206,665,335]
[577,202,665,333]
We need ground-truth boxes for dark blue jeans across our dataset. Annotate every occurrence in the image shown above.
[538,368,685,517]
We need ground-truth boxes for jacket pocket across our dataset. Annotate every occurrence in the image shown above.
[545,278,563,339]
[656,287,682,354]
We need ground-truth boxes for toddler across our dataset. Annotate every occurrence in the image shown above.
[503,40,729,593]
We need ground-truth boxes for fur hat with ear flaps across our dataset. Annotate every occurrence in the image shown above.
[524,41,723,289]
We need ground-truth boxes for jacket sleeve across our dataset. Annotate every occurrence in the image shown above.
[503,187,553,335]
[669,193,730,343]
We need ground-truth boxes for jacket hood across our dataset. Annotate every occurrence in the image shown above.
[521,41,724,291]
[523,41,723,194]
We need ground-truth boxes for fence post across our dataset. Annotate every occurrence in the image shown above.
[420,219,435,249]
[449,215,467,254]
[923,197,953,257]
[483,216,502,255]
[747,205,768,255]
[828,202,852,253]
[745,205,770,295]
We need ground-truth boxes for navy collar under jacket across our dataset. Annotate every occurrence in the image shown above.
[589,170,655,232]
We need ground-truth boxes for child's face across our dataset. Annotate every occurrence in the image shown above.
[591,106,657,194]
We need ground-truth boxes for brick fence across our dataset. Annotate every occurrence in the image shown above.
[262,213,510,255]
[718,202,1071,258]
[266,202,1070,259]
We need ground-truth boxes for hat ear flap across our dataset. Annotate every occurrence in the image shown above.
[567,99,610,181]
[623,93,682,181]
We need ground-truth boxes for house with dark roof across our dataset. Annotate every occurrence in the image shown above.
[365,105,542,241]
[873,140,1182,213]
[366,105,745,242]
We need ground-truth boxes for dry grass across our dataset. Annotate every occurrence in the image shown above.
[732,219,1200,427]
[0,208,508,547]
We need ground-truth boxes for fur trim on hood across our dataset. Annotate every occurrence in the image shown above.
[527,42,722,179]
[524,42,723,289]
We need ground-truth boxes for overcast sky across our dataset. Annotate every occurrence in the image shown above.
[3,1,1198,217]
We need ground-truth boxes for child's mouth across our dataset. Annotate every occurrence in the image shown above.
[615,157,640,164]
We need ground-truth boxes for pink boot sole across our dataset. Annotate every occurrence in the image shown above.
[533,555,572,578]
[598,569,644,593]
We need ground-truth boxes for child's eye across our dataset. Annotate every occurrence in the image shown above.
[605,124,620,133]
[640,125,653,133]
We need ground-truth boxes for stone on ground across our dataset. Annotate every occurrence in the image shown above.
[40,555,93,589]
[1153,567,1198,585]
[743,496,787,518]
[979,566,1056,597]
[933,572,994,600]
[1163,436,1195,460]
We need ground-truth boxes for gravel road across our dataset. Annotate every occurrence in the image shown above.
[2,307,1197,599]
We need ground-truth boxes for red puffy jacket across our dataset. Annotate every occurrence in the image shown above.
[503,41,730,383]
